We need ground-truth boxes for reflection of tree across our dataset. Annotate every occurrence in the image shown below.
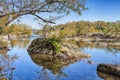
[36,67,67,80]
[29,53,69,80]
[76,40,95,48]
[0,54,18,80]
[10,40,30,48]
[104,47,120,55]
[71,40,120,55]
[0,41,8,47]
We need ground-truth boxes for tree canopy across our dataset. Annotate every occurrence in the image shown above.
[37,21,120,38]
[0,0,86,27]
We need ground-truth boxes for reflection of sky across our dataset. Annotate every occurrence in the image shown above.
[82,48,120,64]
[7,47,40,80]
[12,0,120,29]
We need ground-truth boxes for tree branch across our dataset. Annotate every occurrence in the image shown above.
[31,13,55,24]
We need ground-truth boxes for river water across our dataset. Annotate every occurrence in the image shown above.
[0,36,120,80]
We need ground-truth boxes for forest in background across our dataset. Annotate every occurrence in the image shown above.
[0,24,32,36]
[36,21,120,39]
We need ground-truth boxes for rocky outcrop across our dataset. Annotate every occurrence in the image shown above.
[27,38,90,60]
[27,38,55,54]
[97,64,120,77]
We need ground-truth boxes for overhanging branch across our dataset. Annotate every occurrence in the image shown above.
[31,13,55,24]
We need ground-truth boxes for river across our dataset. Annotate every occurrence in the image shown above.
[0,36,120,80]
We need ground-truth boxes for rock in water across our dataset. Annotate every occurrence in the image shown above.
[97,64,120,76]
[27,38,90,60]
[27,38,55,54]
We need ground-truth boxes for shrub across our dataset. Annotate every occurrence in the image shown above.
[48,36,61,53]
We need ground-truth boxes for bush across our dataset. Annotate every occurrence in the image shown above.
[48,36,61,53]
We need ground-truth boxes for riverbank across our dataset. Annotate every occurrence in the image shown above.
[64,36,120,49]
[0,34,30,41]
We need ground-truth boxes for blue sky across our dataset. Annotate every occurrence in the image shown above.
[15,0,120,29]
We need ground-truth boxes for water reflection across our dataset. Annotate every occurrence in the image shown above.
[0,39,30,49]
[78,40,119,49]
[76,41,120,55]
[97,71,120,80]
[66,40,99,48]
[0,41,8,47]
[0,53,18,80]
[10,39,30,48]
[29,53,73,80]
[0,37,120,80]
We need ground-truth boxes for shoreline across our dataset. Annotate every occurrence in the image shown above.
[64,36,120,49]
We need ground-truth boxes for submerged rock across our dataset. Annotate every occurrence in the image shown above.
[27,38,90,60]
[97,64,120,77]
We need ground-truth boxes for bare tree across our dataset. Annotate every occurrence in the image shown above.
[0,0,86,27]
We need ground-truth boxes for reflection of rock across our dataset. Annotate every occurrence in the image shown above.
[27,38,90,60]
[29,53,64,74]
[29,53,88,74]
[97,64,120,77]
[10,39,30,48]
[97,71,120,80]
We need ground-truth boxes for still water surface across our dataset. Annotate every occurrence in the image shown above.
[0,36,120,80]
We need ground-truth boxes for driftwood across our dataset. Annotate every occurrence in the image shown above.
[97,64,120,77]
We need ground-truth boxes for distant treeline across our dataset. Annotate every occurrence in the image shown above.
[0,24,32,36]
[38,21,120,38]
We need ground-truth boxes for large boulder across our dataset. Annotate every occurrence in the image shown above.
[27,38,90,60]
[97,64,120,77]
[27,38,55,54]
